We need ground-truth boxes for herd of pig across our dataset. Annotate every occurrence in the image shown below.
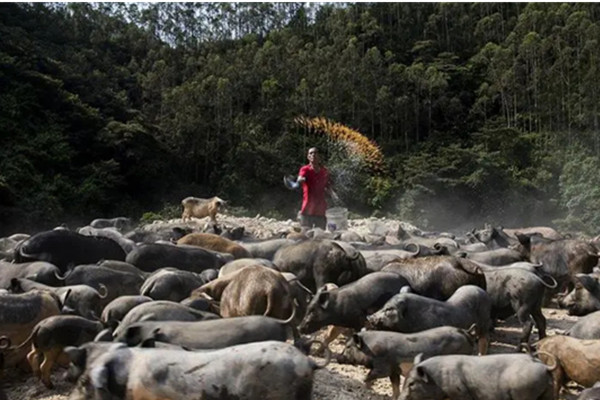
[2,212,600,400]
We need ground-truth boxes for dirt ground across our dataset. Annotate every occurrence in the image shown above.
[0,216,590,399]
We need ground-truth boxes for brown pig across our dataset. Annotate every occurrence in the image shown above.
[536,335,600,399]
[177,232,250,259]
[191,265,295,321]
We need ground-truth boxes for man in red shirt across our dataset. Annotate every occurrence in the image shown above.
[295,147,336,230]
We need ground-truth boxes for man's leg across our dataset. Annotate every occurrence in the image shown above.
[299,213,312,231]
[300,214,327,230]
[313,215,326,229]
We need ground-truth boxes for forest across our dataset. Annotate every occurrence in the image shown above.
[2,2,600,235]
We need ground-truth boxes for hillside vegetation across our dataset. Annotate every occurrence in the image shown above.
[2,3,600,234]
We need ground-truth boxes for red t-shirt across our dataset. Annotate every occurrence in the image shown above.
[299,164,329,216]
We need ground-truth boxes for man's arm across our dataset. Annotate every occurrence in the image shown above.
[297,166,307,184]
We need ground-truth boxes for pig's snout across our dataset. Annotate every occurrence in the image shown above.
[365,314,378,329]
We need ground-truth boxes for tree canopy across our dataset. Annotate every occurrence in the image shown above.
[1,3,600,234]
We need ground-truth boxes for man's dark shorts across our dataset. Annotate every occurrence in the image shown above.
[300,214,326,230]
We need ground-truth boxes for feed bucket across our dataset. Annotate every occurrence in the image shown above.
[326,207,348,231]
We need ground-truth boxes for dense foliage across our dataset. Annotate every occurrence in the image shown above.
[1,3,600,234]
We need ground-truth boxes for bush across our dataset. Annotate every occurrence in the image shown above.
[139,212,163,224]
[558,151,600,234]
[139,203,181,224]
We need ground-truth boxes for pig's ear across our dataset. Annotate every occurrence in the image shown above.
[151,327,162,338]
[140,338,156,348]
[139,313,156,322]
[467,323,478,337]
[64,346,86,366]
[576,274,600,294]
[352,334,363,349]
[413,353,423,365]
[125,326,142,342]
[9,278,21,292]
[516,234,530,246]
[318,291,330,309]
[60,289,72,306]
[415,366,429,383]
[397,301,406,318]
